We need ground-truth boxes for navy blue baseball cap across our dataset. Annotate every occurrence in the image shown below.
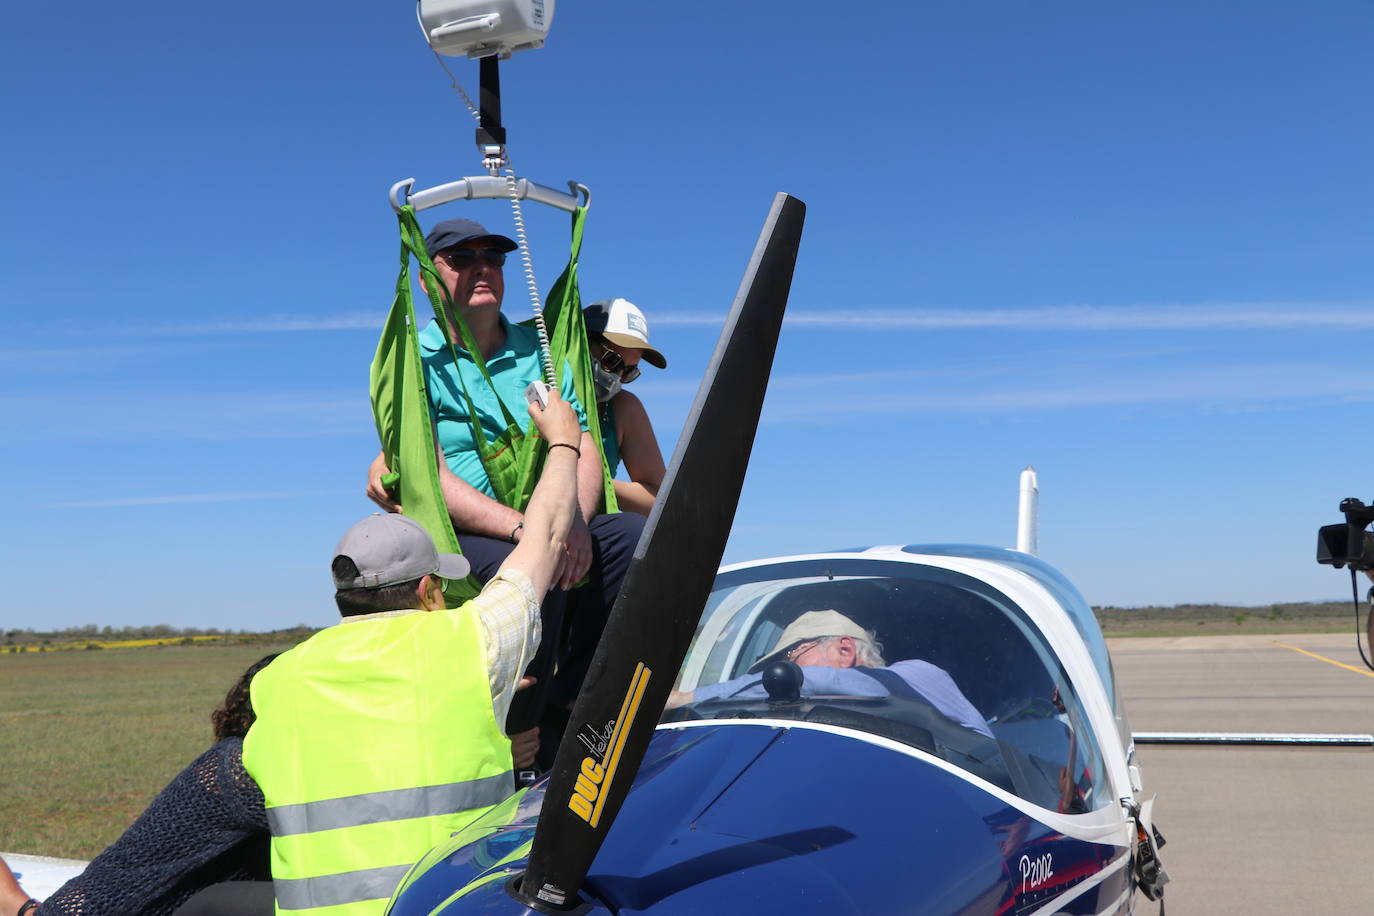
[424,218,518,257]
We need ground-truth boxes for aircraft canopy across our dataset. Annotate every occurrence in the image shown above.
[670,556,1117,816]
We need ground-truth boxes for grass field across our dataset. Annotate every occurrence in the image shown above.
[1094,600,1361,638]
[0,645,298,859]
[2,608,1364,859]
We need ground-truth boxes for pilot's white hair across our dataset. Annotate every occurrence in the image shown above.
[820,631,886,667]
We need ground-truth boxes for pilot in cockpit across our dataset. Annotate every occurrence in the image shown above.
[665,609,993,738]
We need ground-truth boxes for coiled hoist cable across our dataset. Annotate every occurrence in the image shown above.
[426,49,556,385]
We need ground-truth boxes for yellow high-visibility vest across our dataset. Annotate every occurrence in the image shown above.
[242,605,513,916]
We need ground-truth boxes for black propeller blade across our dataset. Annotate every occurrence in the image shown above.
[514,192,806,911]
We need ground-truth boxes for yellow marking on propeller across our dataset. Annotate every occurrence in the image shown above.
[1272,640,1374,678]
[590,663,651,828]
[567,662,653,826]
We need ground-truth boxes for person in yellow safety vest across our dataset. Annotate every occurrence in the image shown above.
[242,389,585,916]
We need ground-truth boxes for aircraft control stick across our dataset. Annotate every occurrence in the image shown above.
[762,661,804,703]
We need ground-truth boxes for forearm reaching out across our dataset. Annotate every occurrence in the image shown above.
[498,391,583,598]
[366,415,588,553]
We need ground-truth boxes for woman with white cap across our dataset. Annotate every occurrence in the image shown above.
[582,298,667,517]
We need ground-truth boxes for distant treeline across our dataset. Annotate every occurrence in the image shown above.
[4,624,319,648]
[2,600,1358,646]
[1092,600,1351,627]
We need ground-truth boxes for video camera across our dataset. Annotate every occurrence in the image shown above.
[1316,498,1374,571]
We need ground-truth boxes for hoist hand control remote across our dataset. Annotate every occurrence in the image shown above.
[524,380,551,411]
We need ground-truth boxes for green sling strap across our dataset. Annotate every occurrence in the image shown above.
[522,205,620,515]
[370,205,617,603]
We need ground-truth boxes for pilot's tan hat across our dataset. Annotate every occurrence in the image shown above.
[747,609,870,674]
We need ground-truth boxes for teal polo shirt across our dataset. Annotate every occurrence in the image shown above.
[420,316,587,498]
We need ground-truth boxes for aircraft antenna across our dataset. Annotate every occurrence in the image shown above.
[1017,465,1039,555]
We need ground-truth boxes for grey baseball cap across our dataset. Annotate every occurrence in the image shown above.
[424,218,518,257]
[332,514,470,589]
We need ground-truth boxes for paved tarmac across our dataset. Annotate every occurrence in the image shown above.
[1109,632,1374,914]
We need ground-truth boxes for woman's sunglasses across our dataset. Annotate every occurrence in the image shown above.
[595,348,641,384]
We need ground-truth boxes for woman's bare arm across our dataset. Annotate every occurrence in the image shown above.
[610,391,666,516]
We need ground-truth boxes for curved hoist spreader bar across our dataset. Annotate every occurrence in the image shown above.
[387,174,589,386]
[389,176,590,215]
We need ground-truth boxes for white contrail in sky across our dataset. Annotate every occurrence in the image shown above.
[57,491,305,509]
[530,304,1374,330]
[780,305,1374,330]
[31,303,1374,338]
[759,362,1374,422]
[142,315,383,334]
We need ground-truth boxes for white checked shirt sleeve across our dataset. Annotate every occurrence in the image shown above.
[468,568,542,727]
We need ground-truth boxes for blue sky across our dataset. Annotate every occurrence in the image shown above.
[3,2,1372,630]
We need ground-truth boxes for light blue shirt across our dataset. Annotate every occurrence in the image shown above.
[691,659,993,738]
[420,317,587,498]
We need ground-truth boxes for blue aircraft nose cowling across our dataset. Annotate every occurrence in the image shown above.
[583,724,1012,914]
[390,723,1067,915]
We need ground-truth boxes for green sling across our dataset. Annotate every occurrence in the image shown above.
[370,205,617,603]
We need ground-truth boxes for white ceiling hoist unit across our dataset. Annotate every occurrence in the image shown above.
[418,0,554,60]
[395,0,579,216]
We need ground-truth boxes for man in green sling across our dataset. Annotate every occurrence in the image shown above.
[366,218,645,767]
[244,390,584,916]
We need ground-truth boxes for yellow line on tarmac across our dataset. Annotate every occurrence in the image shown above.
[1272,640,1374,679]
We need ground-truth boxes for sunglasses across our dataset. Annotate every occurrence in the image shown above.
[443,247,507,269]
[595,348,641,384]
[785,639,823,663]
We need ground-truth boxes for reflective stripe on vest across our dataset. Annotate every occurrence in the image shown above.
[243,605,514,916]
[266,774,514,837]
[274,864,413,911]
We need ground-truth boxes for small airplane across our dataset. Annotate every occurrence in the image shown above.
[386,539,1171,915]
[378,5,1167,913]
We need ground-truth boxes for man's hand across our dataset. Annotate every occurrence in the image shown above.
[366,452,402,513]
[508,727,541,770]
[560,515,594,589]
